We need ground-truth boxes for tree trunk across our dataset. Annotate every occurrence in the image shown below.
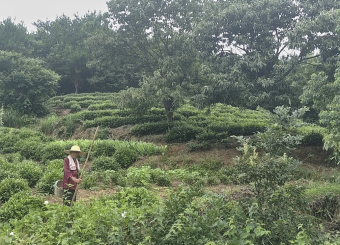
[163,97,174,122]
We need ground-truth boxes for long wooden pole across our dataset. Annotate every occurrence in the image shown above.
[70,126,99,207]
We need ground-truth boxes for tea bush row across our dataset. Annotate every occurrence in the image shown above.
[83,114,166,129]
[0,191,45,222]
[0,129,165,163]
[0,178,30,203]
[0,185,331,244]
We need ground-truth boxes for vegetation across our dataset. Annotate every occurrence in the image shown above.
[0,92,337,244]
[1,0,340,243]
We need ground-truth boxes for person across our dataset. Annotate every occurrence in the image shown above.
[62,145,85,206]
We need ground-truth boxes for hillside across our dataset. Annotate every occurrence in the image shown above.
[1,93,339,244]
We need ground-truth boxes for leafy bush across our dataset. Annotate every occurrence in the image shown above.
[88,101,117,111]
[127,167,152,187]
[47,159,64,172]
[0,191,45,221]
[59,114,79,137]
[165,123,202,143]
[234,147,300,199]
[3,152,23,163]
[130,121,170,136]
[70,103,82,113]
[3,109,37,128]
[17,160,43,187]
[93,140,116,157]
[83,115,165,129]
[91,156,121,171]
[81,172,97,190]
[187,141,212,152]
[13,138,44,161]
[114,147,138,169]
[96,127,110,140]
[301,131,324,146]
[36,169,63,194]
[39,114,60,135]
[41,142,66,162]
[0,178,30,203]
[151,172,171,187]
[109,187,159,208]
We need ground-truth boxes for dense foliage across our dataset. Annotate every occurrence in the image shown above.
[1,0,340,242]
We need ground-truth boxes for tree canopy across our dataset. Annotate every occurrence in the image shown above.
[0,50,60,115]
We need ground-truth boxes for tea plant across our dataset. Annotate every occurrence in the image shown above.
[39,114,59,135]
[0,191,45,221]
[17,160,43,187]
[0,178,30,203]
[114,146,138,169]
[91,156,121,171]
[35,169,63,194]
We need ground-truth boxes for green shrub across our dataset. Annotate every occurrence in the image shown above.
[78,99,95,108]
[114,147,138,169]
[108,170,127,187]
[17,160,43,187]
[41,142,66,163]
[59,114,79,137]
[127,167,152,187]
[93,140,116,157]
[206,176,220,186]
[0,170,20,182]
[0,178,30,203]
[88,101,117,111]
[3,152,23,163]
[47,159,64,172]
[151,172,171,187]
[81,172,97,190]
[96,127,110,140]
[242,123,266,135]
[301,131,323,146]
[177,106,200,117]
[109,187,159,208]
[195,130,218,142]
[3,109,37,128]
[130,121,170,136]
[39,115,59,135]
[91,156,121,171]
[70,103,82,113]
[36,169,63,194]
[13,138,44,161]
[0,191,45,221]
[187,141,212,152]
[165,123,202,143]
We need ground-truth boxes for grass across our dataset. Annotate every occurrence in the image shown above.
[305,181,340,201]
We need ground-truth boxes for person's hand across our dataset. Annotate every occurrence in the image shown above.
[71,177,82,184]
[75,178,82,184]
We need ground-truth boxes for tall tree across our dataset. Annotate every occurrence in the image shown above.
[0,51,60,116]
[107,0,207,120]
[33,13,105,94]
[84,14,138,92]
[195,0,340,110]
[0,18,34,56]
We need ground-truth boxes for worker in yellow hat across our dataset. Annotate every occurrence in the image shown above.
[62,145,85,206]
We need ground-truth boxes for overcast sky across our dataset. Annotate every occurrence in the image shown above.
[0,0,109,32]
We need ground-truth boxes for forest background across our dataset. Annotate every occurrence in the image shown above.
[2,0,340,244]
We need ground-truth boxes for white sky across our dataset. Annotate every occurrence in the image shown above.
[0,0,109,32]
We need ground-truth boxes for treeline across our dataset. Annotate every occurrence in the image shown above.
[1,0,340,158]
[0,0,340,110]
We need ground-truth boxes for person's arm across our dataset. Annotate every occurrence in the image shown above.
[70,176,82,183]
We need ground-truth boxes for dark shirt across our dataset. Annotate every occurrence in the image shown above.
[62,157,79,190]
